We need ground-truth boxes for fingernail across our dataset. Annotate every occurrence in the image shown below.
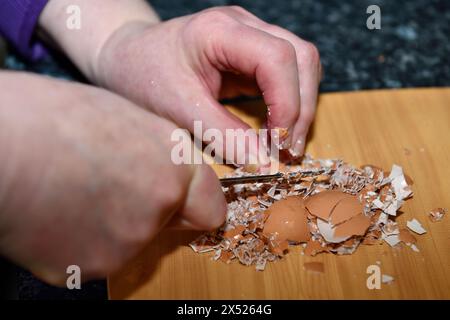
[289,138,305,158]
[272,127,291,150]
[244,147,270,173]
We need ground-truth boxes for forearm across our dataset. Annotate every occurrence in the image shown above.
[0,71,78,232]
[38,0,160,80]
[0,72,46,209]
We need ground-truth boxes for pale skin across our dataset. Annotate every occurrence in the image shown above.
[0,1,320,285]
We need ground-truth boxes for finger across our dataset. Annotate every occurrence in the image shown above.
[194,12,302,149]
[171,164,227,231]
[223,7,321,156]
[269,33,320,157]
[166,82,270,167]
[290,44,320,157]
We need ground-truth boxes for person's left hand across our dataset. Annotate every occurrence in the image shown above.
[93,6,322,164]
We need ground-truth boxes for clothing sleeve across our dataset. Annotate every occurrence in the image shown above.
[0,0,50,61]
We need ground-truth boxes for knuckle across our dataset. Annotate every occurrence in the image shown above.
[269,38,297,64]
[266,23,285,34]
[190,9,235,29]
[186,10,237,41]
[300,41,320,64]
[160,184,185,210]
[152,174,187,214]
[105,171,190,248]
[227,5,250,15]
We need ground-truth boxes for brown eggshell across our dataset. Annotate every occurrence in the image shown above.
[219,251,234,263]
[342,238,358,247]
[428,207,446,222]
[329,195,364,225]
[268,239,289,256]
[361,230,382,245]
[333,213,371,238]
[315,174,330,183]
[304,239,327,256]
[404,174,414,186]
[398,228,416,244]
[223,225,245,239]
[305,190,353,221]
[370,210,383,223]
[263,196,309,243]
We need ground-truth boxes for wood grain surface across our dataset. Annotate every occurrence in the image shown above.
[108,88,450,299]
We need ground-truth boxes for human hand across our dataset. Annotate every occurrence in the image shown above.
[95,6,321,162]
[0,72,226,285]
[40,2,321,165]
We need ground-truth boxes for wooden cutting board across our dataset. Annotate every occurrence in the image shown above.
[108,88,450,299]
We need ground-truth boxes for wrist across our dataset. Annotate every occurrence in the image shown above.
[38,0,160,81]
[92,20,154,88]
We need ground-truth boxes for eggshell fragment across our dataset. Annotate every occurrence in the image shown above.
[223,225,246,239]
[267,237,289,256]
[333,214,371,238]
[362,230,382,245]
[398,228,417,244]
[404,174,414,186]
[329,195,364,225]
[219,251,234,263]
[388,164,413,200]
[305,190,352,220]
[304,239,328,256]
[263,196,309,243]
[383,234,401,247]
[406,218,427,235]
[382,274,395,284]
[316,218,351,243]
[428,207,446,222]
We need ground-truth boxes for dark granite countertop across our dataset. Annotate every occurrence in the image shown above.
[4,0,450,91]
[2,0,449,299]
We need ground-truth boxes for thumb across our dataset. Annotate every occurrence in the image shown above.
[167,164,227,231]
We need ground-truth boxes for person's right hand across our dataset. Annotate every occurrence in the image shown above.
[0,72,226,286]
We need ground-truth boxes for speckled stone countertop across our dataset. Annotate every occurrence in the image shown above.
[2,0,449,299]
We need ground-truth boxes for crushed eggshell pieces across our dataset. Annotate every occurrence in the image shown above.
[406,218,427,235]
[382,274,395,284]
[190,155,429,271]
[428,208,446,222]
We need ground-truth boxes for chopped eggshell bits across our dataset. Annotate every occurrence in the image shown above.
[406,218,427,234]
[398,229,417,244]
[382,274,395,284]
[428,208,447,222]
[190,155,433,271]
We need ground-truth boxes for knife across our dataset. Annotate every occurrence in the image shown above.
[219,172,284,186]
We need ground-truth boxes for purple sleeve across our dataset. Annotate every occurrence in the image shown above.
[0,0,49,61]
